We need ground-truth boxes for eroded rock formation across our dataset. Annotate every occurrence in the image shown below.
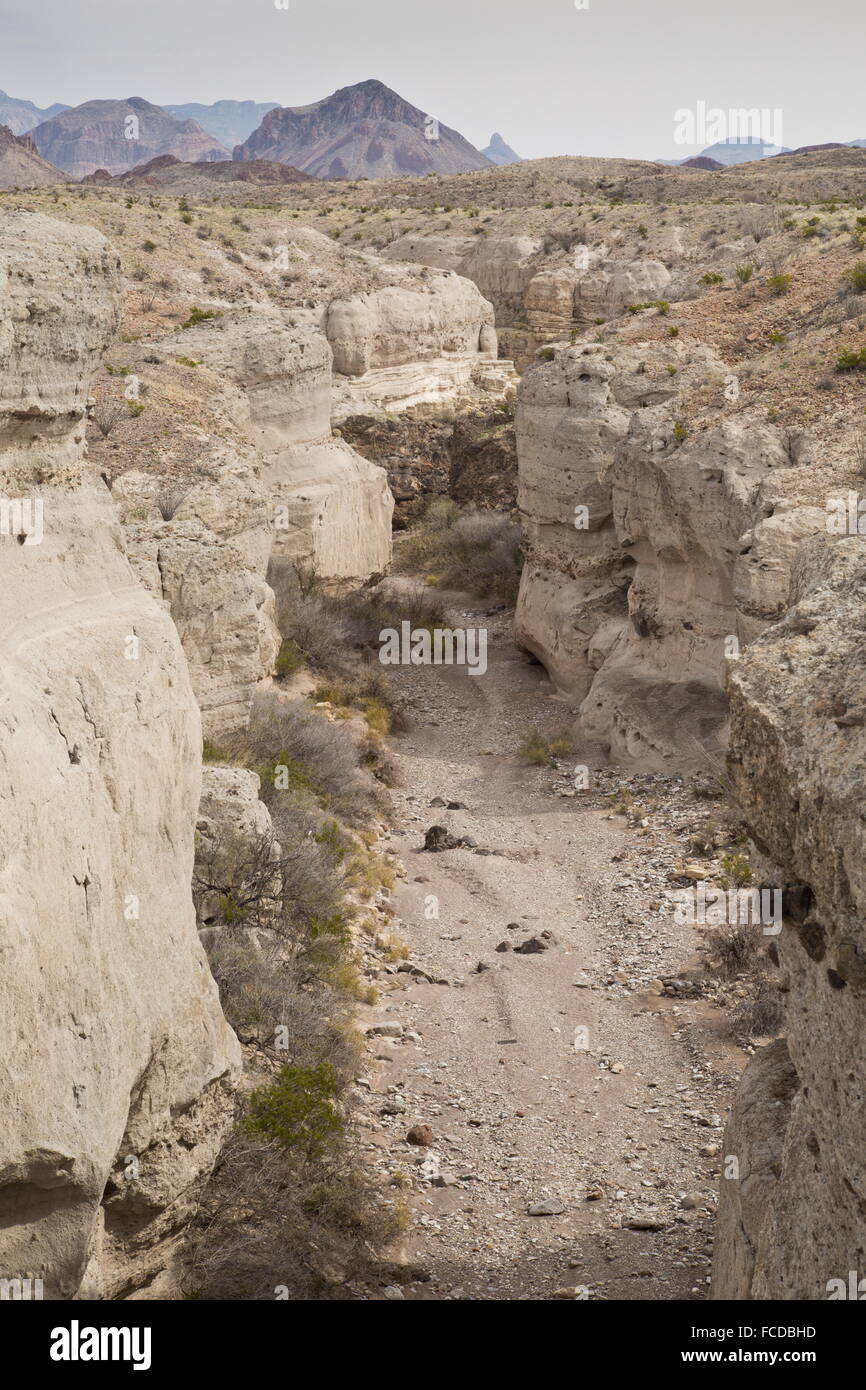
[514,340,825,766]
[713,535,866,1299]
[0,210,239,1299]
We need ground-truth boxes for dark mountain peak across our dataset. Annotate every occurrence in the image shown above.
[236,79,491,179]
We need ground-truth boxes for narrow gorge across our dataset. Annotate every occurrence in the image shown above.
[2,134,866,1315]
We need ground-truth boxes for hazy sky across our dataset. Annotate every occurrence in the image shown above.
[2,0,863,160]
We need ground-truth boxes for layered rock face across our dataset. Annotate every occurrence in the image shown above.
[327,270,515,417]
[514,341,825,766]
[382,236,671,368]
[0,211,239,1299]
[164,310,394,591]
[118,467,281,742]
[713,536,866,1299]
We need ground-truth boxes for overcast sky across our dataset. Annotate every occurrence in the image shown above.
[2,0,863,160]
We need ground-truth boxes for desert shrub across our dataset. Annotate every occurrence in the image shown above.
[90,401,127,437]
[243,1063,343,1162]
[767,273,791,295]
[713,925,761,980]
[186,1130,405,1300]
[845,262,866,293]
[836,346,866,372]
[735,264,754,284]
[274,637,303,679]
[155,485,189,520]
[719,852,754,887]
[181,305,223,329]
[241,689,387,825]
[394,499,523,602]
[728,981,784,1042]
[700,271,723,286]
[518,727,574,766]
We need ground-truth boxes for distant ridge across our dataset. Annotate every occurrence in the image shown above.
[235,79,493,179]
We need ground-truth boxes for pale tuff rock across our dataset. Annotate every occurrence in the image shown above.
[383,233,543,367]
[382,233,669,367]
[713,536,866,1300]
[165,310,333,450]
[327,276,497,373]
[0,211,239,1298]
[326,271,516,415]
[266,436,394,584]
[125,517,280,742]
[116,468,281,741]
[709,1038,798,1300]
[160,310,394,587]
[383,233,542,327]
[514,342,825,767]
[525,257,671,341]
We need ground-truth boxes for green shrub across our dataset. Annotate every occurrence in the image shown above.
[518,727,574,766]
[181,305,223,329]
[394,499,523,602]
[767,273,791,295]
[845,262,866,293]
[243,1063,343,1161]
[836,347,866,371]
[735,264,754,284]
[275,637,303,679]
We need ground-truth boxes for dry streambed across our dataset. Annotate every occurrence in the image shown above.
[354,600,747,1301]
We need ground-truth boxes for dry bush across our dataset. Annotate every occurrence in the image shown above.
[90,401,127,438]
[728,981,784,1043]
[395,499,523,601]
[156,485,189,521]
[239,689,388,826]
[186,1131,405,1301]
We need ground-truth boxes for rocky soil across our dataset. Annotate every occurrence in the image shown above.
[352,596,747,1300]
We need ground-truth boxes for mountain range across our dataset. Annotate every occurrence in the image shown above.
[2,80,863,183]
[30,97,227,177]
[163,100,280,148]
[0,88,69,135]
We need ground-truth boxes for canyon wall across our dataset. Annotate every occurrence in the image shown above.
[514,340,825,767]
[327,268,515,416]
[382,234,670,368]
[0,211,239,1299]
[713,535,866,1299]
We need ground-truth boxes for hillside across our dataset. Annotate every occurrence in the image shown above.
[31,96,228,176]
[234,78,493,179]
[0,124,65,189]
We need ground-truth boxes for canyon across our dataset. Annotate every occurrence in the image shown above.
[1,139,865,1305]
